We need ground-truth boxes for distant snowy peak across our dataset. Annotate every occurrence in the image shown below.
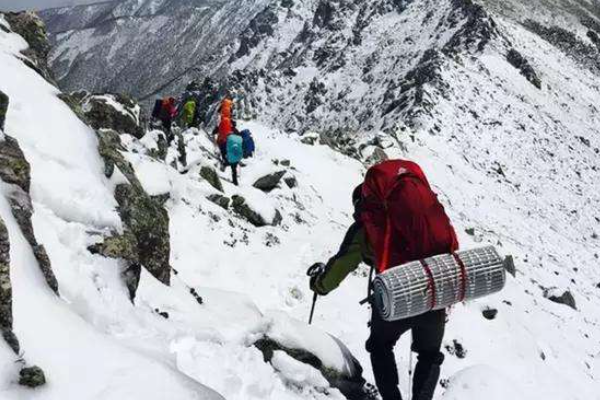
[41,0,600,136]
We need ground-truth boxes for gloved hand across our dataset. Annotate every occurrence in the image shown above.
[307,263,328,295]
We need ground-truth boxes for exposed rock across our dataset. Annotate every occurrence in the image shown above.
[3,11,55,84]
[255,337,369,400]
[482,308,498,320]
[588,30,600,50]
[19,366,46,388]
[114,184,171,286]
[123,263,142,302]
[0,134,58,295]
[175,132,187,166]
[446,339,467,359]
[231,195,281,227]
[545,290,577,310]
[524,20,600,75]
[200,166,224,192]
[151,193,171,207]
[88,231,139,264]
[506,49,542,89]
[272,209,283,226]
[189,288,204,305]
[59,92,144,138]
[207,194,231,210]
[57,91,88,121]
[2,329,20,355]
[96,129,138,180]
[0,134,31,192]
[300,134,319,146]
[0,90,8,131]
[31,245,59,294]
[0,218,13,333]
[385,49,444,127]
[364,147,388,166]
[443,0,498,54]
[82,94,144,138]
[233,6,278,60]
[305,78,327,114]
[232,195,268,227]
[284,176,297,188]
[85,129,172,294]
[253,171,286,192]
[503,255,516,277]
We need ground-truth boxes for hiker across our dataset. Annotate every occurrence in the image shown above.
[159,97,178,143]
[181,97,197,129]
[309,160,459,400]
[215,117,241,185]
[240,129,256,158]
[219,93,234,121]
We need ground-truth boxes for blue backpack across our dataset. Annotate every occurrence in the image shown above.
[226,134,244,165]
[240,129,256,158]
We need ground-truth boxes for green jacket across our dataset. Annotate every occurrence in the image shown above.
[313,222,374,295]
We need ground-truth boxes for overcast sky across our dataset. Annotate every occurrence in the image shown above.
[0,0,105,12]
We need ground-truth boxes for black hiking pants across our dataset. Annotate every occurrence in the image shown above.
[219,143,239,186]
[366,309,446,400]
[161,118,173,143]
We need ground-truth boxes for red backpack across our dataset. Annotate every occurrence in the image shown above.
[361,160,459,273]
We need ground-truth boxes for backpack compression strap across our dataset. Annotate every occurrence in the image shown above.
[419,258,437,310]
[452,253,469,302]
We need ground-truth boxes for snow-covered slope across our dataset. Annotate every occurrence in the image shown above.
[2,3,600,400]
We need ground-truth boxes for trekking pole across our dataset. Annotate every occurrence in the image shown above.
[308,292,318,325]
[306,263,326,325]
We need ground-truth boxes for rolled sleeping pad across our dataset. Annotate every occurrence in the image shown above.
[373,246,506,321]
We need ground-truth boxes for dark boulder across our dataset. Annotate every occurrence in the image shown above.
[482,308,498,320]
[114,184,171,286]
[546,290,577,310]
[253,171,286,192]
[200,166,224,192]
[19,366,46,388]
[232,196,268,227]
[207,194,231,210]
[284,176,297,189]
[0,133,30,192]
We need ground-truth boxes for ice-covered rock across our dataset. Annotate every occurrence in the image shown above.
[254,312,369,400]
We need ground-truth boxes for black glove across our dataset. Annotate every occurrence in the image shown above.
[307,263,328,295]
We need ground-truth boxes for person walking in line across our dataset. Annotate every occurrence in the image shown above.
[309,160,459,400]
[159,97,178,143]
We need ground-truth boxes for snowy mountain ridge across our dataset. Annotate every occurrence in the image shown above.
[1,3,599,400]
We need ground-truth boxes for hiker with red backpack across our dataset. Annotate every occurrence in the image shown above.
[158,97,178,143]
[309,160,458,400]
